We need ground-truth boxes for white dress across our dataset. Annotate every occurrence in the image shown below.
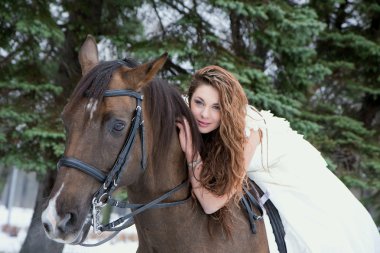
[245,106,380,253]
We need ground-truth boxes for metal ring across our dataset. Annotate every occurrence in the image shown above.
[97,193,109,207]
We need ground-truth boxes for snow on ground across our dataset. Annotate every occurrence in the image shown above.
[0,205,138,253]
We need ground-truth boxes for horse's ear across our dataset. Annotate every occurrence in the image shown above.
[126,53,168,89]
[78,35,99,76]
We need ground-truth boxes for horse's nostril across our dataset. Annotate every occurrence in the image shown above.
[57,213,73,234]
[43,222,51,234]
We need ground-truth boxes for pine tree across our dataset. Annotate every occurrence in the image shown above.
[308,0,380,221]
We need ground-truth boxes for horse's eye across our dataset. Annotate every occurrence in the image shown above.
[113,121,125,132]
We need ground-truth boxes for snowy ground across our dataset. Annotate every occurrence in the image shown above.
[0,205,138,253]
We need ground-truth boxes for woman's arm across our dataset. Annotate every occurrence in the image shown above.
[177,119,261,214]
[188,161,232,214]
[191,129,261,214]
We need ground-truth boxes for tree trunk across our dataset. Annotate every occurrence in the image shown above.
[19,169,64,253]
[230,10,246,59]
[359,94,380,128]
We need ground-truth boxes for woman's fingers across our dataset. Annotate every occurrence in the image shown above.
[176,118,195,161]
[182,119,195,161]
[183,118,190,131]
[176,121,184,131]
[176,120,188,152]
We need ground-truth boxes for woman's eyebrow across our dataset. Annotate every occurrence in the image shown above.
[194,96,204,102]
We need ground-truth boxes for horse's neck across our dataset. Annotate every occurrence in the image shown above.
[128,133,270,252]
[129,136,189,203]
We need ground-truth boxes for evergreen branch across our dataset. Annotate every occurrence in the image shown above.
[160,0,190,15]
[150,0,167,38]
[0,37,33,68]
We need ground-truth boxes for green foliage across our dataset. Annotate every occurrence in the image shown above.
[0,81,62,95]
[0,0,145,178]
[0,79,64,174]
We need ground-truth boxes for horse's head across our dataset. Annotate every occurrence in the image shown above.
[41,35,198,244]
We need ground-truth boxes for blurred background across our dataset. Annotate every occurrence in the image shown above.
[0,0,379,252]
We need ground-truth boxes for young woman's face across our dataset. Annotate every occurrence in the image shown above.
[190,84,221,134]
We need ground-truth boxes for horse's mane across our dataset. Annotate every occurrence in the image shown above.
[143,78,202,170]
[67,58,201,172]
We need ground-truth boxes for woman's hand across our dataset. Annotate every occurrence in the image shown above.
[176,118,200,162]
[177,118,231,214]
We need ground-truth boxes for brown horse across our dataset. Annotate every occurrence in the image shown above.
[41,35,269,252]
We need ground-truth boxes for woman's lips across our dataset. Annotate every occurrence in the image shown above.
[197,120,210,128]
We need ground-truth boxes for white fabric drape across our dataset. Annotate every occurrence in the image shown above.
[245,106,380,253]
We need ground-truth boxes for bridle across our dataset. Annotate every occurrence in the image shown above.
[57,89,190,246]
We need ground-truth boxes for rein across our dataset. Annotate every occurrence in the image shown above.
[57,89,190,246]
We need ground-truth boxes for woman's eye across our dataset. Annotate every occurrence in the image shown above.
[113,121,125,132]
[194,100,203,106]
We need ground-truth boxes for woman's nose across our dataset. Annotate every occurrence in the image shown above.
[201,108,209,118]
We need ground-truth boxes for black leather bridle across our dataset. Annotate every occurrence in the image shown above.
[57,89,190,246]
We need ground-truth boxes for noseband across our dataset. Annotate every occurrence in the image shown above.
[57,89,189,246]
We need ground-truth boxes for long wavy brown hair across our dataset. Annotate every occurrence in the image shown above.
[188,65,248,234]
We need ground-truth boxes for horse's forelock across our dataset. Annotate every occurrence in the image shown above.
[67,59,139,114]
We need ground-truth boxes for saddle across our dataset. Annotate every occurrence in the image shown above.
[241,179,287,253]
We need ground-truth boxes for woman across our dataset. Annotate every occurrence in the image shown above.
[176,65,380,252]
